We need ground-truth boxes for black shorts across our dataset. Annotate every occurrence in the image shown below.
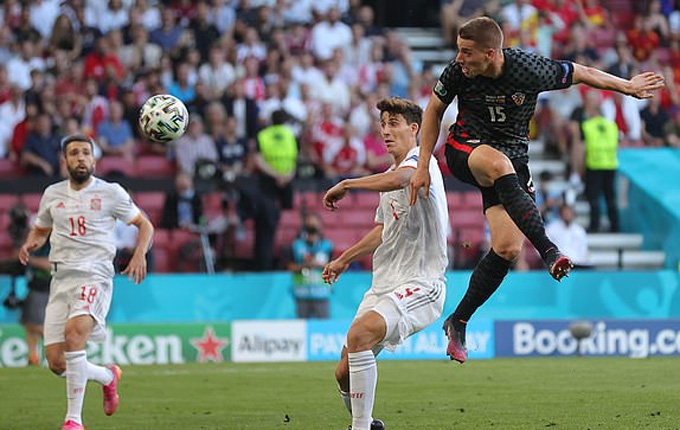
[445,136,535,212]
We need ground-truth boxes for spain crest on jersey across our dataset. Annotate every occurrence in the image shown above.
[90,197,101,211]
[511,92,525,106]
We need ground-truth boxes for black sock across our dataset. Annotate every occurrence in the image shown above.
[494,173,556,259]
[452,249,512,323]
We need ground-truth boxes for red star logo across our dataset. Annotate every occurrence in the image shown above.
[190,327,229,363]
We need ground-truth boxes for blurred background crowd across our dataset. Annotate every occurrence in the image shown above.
[0,0,678,275]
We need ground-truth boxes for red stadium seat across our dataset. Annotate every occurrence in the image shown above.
[96,156,135,177]
[152,246,172,273]
[341,209,376,228]
[446,191,465,210]
[0,194,19,212]
[233,220,255,259]
[19,193,42,213]
[153,229,172,247]
[462,192,483,211]
[0,212,9,231]
[279,209,303,230]
[451,209,483,229]
[135,191,165,211]
[0,159,26,177]
[135,156,176,177]
[353,192,379,209]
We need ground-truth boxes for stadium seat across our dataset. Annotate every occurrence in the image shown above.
[0,159,26,177]
[96,156,135,177]
[203,192,223,218]
[0,212,8,231]
[275,225,299,256]
[152,246,172,273]
[462,191,483,210]
[0,194,19,212]
[341,209,376,228]
[446,191,464,210]
[353,192,379,209]
[135,156,176,177]
[279,209,303,230]
[20,193,42,213]
[152,228,172,247]
[136,191,166,211]
[451,209,483,229]
[319,209,343,227]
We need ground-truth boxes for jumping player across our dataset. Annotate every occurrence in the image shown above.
[409,17,665,363]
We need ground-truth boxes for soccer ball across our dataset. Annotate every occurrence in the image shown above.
[138,94,189,143]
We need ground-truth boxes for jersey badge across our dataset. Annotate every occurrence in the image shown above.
[90,197,101,211]
[511,92,526,106]
[434,80,447,97]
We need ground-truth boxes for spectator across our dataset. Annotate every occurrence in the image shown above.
[665,111,680,147]
[222,79,260,142]
[190,1,220,61]
[175,115,219,176]
[440,0,486,44]
[48,13,81,60]
[168,62,196,104]
[161,172,204,230]
[310,6,352,61]
[0,85,26,158]
[198,44,236,99]
[546,204,590,267]
[640,96,671,147]
[149,7,183,53]
[21,113,61,177]
[287,213,334,319]
[82,36,124,83]
[97,100,136,161]
[98,0,130,35]
[118,24,162,72]
[6,39,45,91]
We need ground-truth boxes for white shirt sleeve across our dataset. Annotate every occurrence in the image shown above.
[111,184,142,225]
[34,188,53,230]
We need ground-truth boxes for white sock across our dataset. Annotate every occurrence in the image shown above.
[65,350,88,424]
[339,388,352,415]
[87,362,113,385]
[348,351,377,430]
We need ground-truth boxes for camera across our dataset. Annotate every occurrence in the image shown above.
[8,204,30,244]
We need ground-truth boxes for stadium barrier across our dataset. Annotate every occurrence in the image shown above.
[2,271,680,366]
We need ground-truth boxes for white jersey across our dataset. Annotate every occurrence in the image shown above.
[35,177,141,278]
[371,147,449,294]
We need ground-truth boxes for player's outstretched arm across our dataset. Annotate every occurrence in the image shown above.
[19,227,50,265]
[572,63,665,99]
[410,94,447,205]
[322,224,383,284]
[122,214,154,284]
[323,168,414,210]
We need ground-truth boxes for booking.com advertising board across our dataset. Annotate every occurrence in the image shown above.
[5,318,680,366]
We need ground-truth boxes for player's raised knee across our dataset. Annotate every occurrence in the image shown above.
[494,244,522,261]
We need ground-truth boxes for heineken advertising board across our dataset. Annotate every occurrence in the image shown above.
[0,323,231,367]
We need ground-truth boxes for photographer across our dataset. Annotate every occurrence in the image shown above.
[1,203,51,366]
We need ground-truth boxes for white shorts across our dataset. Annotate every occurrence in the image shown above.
[44,268,113,346]
[352,280,446,353]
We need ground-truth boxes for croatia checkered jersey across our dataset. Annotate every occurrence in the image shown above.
[371,147,449,294]
[434,47,574,160]
[34,177,142,278]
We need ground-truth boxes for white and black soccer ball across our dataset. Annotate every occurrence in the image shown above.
[138,94,189,143]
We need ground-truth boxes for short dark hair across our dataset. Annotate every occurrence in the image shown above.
[61,134,94,154]
[459,17,503,50]
[376,96,422,128]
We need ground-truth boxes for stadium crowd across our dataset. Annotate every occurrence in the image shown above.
[0,0,679,272]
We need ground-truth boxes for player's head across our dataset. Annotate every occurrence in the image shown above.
[61,134,95,184]
[376,96,422,156]
[456,17,503,77]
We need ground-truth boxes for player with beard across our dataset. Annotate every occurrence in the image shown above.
[19,134,154,430]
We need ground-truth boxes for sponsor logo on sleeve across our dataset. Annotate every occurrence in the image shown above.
[434,81,448,97]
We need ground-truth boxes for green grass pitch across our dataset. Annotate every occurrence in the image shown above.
[1,357,678,429]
